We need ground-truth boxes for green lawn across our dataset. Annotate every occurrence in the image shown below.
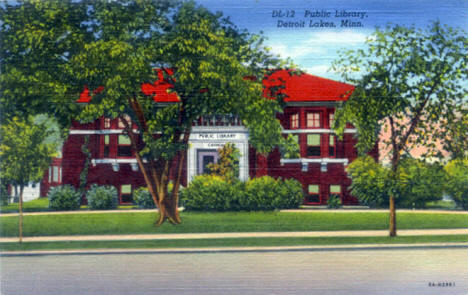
[0,198,50,213]
[1,211,467,237]
[0,198,138,213]
[1,235,467,251]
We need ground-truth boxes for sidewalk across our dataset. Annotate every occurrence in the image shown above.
[1,228,467,243]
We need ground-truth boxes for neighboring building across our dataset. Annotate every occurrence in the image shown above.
[41,70,378,205]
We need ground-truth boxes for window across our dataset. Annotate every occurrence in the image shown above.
[330,185,341,197]
[117,135,132,157]
[290,113,299,129]
[306,112,321,128]
[306,184,320,203]
[306,134,321,157]
[53,166,59,182]
[120,184,132,204]
[104,118,111,128]
[104,135,110,157]
[329,113,335,128]
[48,167,52,183]
[329,135,336,156]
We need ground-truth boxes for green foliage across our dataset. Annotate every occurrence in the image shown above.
[0,116,58,189]
[442,113,468,160]
[347,156,446,208]
[244,176,303,211]
[444,159,468,209]
[327,195,342,209]
[180,175,302,211]
[1,0,292,223]
[279,134,300,159]
[279,178,304,209]
[0,0,88,129]
[79,135,91,194]
[243,176,279,210]
[207,143,240,181]
[133,187,156,209]
[48,185,81,211]
[347,156,390,208]
[180,175,244,211]
[333,22,468,161]
[397,158,445,208]
[0,183,9,206]
[86,185,118,210]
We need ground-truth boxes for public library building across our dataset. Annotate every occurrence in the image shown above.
[41,70,378,205]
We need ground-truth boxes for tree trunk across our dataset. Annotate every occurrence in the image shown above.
[18,185,24,243]
[389,195,396,237]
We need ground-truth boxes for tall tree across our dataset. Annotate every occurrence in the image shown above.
[1,1,289,225]
[0,116,57,242]
[71,1,286,225]
[332,22,468,236]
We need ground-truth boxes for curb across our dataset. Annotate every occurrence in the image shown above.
[2,242,468,257]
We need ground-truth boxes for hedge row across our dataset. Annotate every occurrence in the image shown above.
[47,176,303,211]
[180,175,303,211]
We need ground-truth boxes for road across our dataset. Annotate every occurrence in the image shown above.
[1,248,467,295]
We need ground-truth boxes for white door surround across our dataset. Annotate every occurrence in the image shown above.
[187,126,249,182]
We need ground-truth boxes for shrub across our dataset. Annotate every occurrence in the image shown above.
[277,178,303,209]
[327,194,342,209]
[243,176,303,211]
[444,159,468,210]
[180,175,244,211]
[243,176,279,210]
[48,185,81,211]
[86,184,118,210]
[180,175,303,212]
[133,187,156,209]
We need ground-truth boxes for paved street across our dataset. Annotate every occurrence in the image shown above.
[1,248,467,295]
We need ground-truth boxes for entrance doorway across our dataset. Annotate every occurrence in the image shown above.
[197,150,219,175]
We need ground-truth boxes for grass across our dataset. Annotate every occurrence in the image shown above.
[0,198,50,213]
[1,211,467,237]
[1,235,467,252]
[426,200,457,210]
[0,198,138,213]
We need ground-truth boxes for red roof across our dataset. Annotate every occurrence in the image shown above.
[263,70,354,102]
[77,69,354,104]
[141,69,179,103]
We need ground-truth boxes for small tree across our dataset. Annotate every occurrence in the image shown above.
[0,116,57,242]
[444,159,468,209]
[207,143,240,181]
[333,22,468,236]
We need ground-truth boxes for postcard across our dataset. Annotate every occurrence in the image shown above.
[0,0,467,294]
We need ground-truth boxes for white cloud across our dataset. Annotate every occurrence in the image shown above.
[305,65,332,76]
[269,42,325,60]
[305,31,369,45]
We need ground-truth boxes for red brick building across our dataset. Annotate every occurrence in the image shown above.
[41,70,377,205]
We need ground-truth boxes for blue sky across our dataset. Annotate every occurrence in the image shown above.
[195,0,468,81]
